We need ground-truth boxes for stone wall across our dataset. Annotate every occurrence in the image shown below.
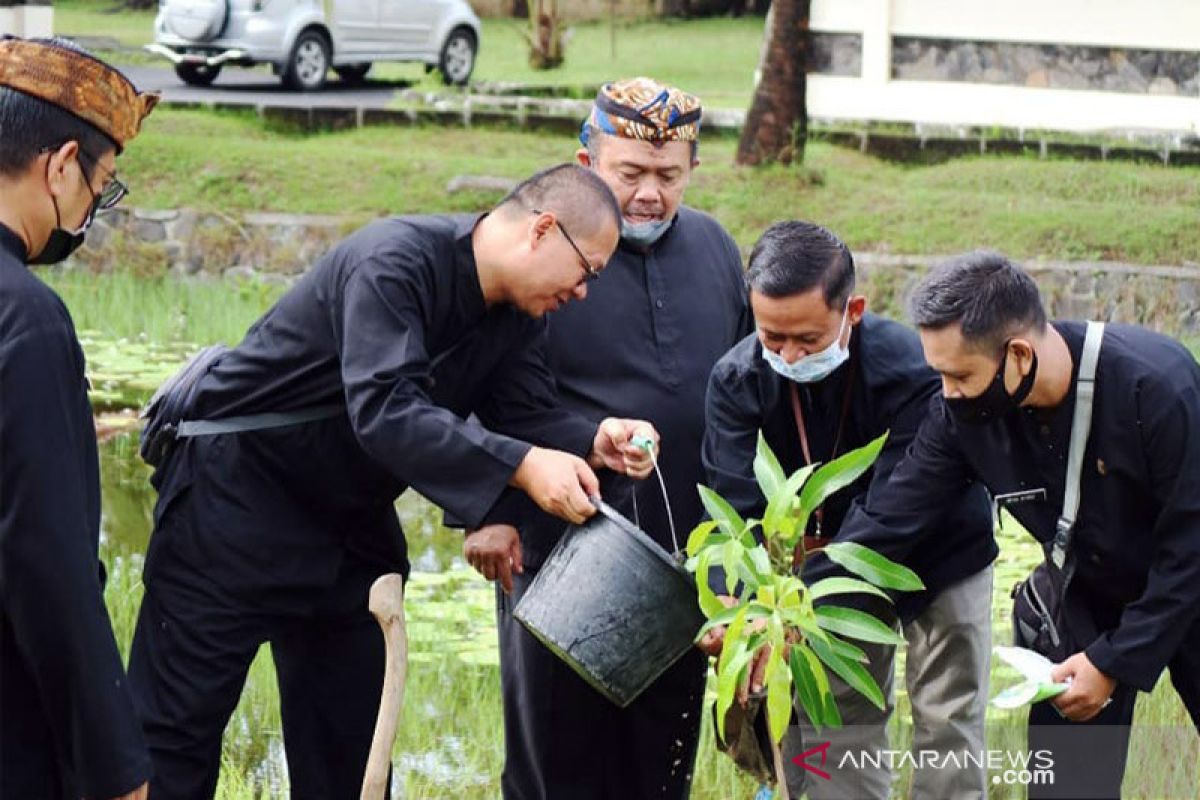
[63,208,1200,337]
[856,254,1200,337]
[72,207,362,281]
[891,38,1200,97]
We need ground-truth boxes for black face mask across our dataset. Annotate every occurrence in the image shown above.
[945,345,1038,426]
[29,159,100,266]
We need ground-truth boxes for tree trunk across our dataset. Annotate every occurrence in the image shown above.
[735,0,810,166]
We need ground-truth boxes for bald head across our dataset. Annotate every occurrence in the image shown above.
[497,163,621,240]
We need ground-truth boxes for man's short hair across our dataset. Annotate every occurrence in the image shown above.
[745,220,856,308]
[908,251,1047,352]
[0,38,117,180]
[500,163,621,238]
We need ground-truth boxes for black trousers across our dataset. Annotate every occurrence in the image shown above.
[128,543,392,800]
[496,568,708,800]
[1027,617,1200,800]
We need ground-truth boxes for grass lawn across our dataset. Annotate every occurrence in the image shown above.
[114,107,1200,264]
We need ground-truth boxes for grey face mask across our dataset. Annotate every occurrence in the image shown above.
[621,217,672,247]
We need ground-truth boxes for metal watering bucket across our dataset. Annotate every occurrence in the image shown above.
[512,499,706,707]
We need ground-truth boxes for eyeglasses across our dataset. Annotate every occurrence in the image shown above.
[75,149,129,210]
[41,146,129,211]
[531,208,600,284]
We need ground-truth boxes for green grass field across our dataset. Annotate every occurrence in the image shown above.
[96,107,1200,264]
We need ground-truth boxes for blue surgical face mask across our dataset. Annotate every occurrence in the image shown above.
[621,217,672,248]
[761,303,852,384]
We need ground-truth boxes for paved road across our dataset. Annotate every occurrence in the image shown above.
[120,64,414,108]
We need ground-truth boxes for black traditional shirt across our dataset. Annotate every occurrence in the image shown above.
[820,321,1200,690]
[0,223,150,797]
[703,314,996,621]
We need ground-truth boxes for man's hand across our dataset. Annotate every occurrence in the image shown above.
[510,446,599,525]
[464,524,523,594]
[111,782,149,800]
[1050,652,1118,721]
[589,418,660,479]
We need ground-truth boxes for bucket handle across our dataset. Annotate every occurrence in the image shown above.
[628,446,680,556]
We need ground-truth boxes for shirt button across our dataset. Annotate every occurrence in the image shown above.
[1039,425,1051,438]
[655,299,664,309]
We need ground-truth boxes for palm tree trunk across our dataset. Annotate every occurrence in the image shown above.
[736,0,811,166]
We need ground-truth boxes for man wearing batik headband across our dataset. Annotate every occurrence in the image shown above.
[0,37,157,799]
[464,76,751,799]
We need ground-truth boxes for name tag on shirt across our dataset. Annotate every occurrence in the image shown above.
[992,488,1048,531]
[994,488,1048,508]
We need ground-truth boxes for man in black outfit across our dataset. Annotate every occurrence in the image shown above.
[816,251,1200,798]
[128,164,660,798]
[464,77,752,800]
[0,36,158,800]
[701,222,995,798]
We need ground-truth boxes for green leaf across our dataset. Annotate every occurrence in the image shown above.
[795,607,832,648]
[754,432,786,501]
[739,522,761,550]
[721,539,743,595]
[696,603,740,637]
[765,646,793,744]
[825,633,869,663]
[789,646,826,731]
[799,432,889,513]
[686,520,718,558]
[737,551,765,593]
[762,464,815,540]
[748,546,773,578]
[807,576,893,603]
[718,605,750,677]
[823,684,843,727]
[822,541,925,592]
[698,485,747,539]
[695,550,725,618]
[715,641,750,741]
[696,602,771,638]
[810,636,886,711]
[815,607,904,645]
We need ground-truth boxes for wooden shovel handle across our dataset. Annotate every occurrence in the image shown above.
[360,573,408,800]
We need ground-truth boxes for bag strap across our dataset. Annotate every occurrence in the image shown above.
[176,404,344,438]
[1052,321,1105,568]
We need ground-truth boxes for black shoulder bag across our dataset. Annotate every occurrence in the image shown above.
[1011,321,1104,662]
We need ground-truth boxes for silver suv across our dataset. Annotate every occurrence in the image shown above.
[147,0,481,90]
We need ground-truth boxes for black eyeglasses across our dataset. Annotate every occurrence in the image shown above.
[531,208,600,284]
[75,149,129,210]
[42,146,129,211]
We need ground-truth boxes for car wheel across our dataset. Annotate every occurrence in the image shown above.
[439,27,476,86]
[283,29,330,91]
[175,62,222,86]
[334,62,371,84]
